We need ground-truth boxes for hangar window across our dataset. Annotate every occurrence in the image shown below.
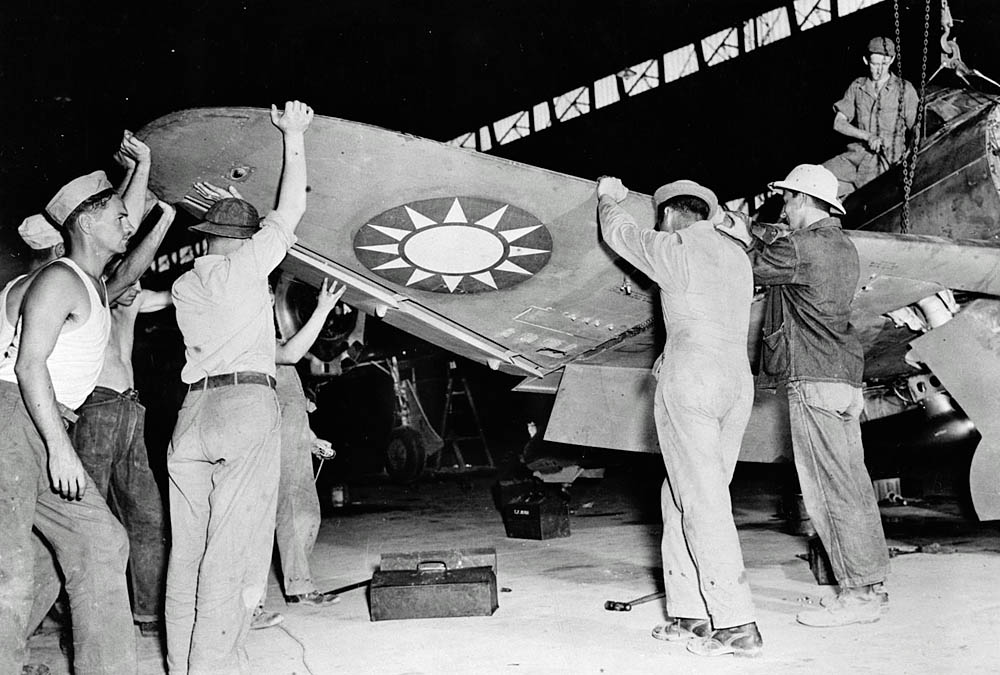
[494,111,532,145]
[794,0,834,31]
[662,44,699,83]
[478,126,493,152]
[702,27,740,65]
[552,87,591,122]
[619,59,659,97]
[452,131,477,149]
[725,197,750,215]
[838,0,886,16]
[532,102,552,131]
[594,74,621,108]
[743,8,791,50]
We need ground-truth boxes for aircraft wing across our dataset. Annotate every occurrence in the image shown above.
[138,107,658,379]
[850,230,1000,316]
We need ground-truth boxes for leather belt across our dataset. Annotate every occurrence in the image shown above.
[188,371,276,393]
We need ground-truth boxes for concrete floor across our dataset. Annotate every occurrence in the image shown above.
[27,463,1000,674]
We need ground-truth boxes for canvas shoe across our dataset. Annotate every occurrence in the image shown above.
[687,622,763,658]
[651,617,712,642]
[797,591,881,627]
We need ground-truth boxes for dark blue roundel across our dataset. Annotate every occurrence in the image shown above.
[353,196,552,294]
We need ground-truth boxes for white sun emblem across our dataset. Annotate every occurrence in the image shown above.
[354,196,552,294]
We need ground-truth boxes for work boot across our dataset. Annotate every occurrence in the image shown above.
[687,622,763,658]
[651,617,711,642]
[286,590,341,606]
[251,606,284,630]
[797,588,881,627]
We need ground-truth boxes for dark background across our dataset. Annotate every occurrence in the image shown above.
[2,0,997,483]
[3,0,999,236]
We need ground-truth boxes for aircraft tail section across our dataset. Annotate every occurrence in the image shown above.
[911,298,1000,520]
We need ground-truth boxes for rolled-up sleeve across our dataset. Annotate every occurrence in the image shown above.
[229,211,297,278]
[832,80,859,121]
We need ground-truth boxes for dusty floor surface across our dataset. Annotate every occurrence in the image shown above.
[25,463,1000,674]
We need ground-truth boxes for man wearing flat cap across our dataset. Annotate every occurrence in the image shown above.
[823,35,918,197]
[749,164,889,628]
[596,177,762,657]
[0,170,139,674]
[166,99,314,673]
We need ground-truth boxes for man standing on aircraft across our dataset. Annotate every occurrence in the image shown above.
[823,36,918,197]
[0,171,138,674]
[166,99,313,673]
[749,163,889,627]
[596,177,762,658]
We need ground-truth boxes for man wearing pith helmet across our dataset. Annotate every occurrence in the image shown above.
[823,36,918,197]
[749,163,889,627]
[596,176,762,657]
[166,99,314,674]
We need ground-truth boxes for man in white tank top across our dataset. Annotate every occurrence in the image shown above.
[0,171,140,675]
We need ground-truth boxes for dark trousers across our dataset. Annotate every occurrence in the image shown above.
[72,387,168,621]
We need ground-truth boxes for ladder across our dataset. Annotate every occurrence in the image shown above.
[432,361,494,472]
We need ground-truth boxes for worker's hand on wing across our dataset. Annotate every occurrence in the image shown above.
[596,176,628,203]
[715,210,753,246]
[119,130,151,166]
[271,100,314,135]
[311,438,336,460]
[315,278,346,315]
[193,181,244,203]
[47,441,88,501]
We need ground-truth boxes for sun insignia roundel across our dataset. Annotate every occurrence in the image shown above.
[353,196,552,294]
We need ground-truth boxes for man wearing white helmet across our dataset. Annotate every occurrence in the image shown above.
[596,177,762,657]
[823,36,918,197]
[750,164,889,627]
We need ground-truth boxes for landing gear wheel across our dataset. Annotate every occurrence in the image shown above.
[384,426,426,484]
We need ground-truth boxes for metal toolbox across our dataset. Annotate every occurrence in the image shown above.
[369,548,499,621]
[502,493,570,540]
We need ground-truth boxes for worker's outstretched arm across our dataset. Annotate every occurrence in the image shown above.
[275,278,345,364]
[270,100,314,236]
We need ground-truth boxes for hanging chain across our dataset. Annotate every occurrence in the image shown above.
[893,0,905,174]
[899,0,933,234]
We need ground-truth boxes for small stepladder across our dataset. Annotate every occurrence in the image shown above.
[432,360,494,472]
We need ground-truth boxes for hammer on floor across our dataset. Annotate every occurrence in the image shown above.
[604,590,665,611]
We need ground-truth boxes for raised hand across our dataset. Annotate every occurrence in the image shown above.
[270,100,314,135]
[596,175,629,203]
[119,130,151,165]
[314,278,346,315]
[193,181,244,203]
